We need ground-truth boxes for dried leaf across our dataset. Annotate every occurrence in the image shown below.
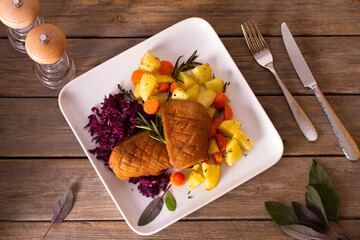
[281,224,326,240]
[43,188,74,238]
[165,191,176,211]
[265,201,299,225]
[305,185,329,228]
[138,197,164,226]
[309,160,339,221]
[292,202,327,233]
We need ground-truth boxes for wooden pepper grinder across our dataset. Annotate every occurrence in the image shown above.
[26,23,75,89]
[0,0,44,53]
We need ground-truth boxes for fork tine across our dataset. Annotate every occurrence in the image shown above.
[241,24,257,54]
[243,22,260,53]
[250,19,269,49]
[246,20,264,51]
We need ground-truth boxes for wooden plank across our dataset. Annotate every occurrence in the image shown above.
[1,37,360,97]
[0,96,358,157]
[1,0,359,37]
[0,220,358,240]
[0,157,358,221]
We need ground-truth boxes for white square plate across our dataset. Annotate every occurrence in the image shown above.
[59,17,283,235]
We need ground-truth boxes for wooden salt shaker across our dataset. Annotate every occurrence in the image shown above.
[0,0,44,53]
[26,23,75,89]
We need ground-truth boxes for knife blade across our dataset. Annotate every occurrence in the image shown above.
[281,22,360,161]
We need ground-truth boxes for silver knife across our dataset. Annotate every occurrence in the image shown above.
[281,22,360,161]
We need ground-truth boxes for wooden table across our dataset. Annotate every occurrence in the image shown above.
[0,1,359,239]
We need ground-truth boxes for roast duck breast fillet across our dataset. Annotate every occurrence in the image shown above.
[161,100,212,169]
[109,99,211,179]
[109,130,171,180]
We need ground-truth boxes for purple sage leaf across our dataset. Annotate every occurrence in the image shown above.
[281,224,327,240]
[43,188,74,238]
[292,202,327,233]
[138,197,164,226]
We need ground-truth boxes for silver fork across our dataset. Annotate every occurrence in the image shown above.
[241,20,318,142]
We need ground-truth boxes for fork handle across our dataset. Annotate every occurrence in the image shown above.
[310,84,360,161]
[268,66,318,141]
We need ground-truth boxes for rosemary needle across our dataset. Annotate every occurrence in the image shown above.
[135,113,166,144]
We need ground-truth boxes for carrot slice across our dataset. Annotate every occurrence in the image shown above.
[170,82,179,94]
[214,152,223,164]
[158,82,170,92]
[210,124,217,137]
[131,69,144,85]
[213,92,229,108]
[215,133,228,152]
[143,99,160,115]
[224,105,233,120]
[158,60,174,75]
[213,117,224,130]
[171,172,186,186]
[204,157,209,164]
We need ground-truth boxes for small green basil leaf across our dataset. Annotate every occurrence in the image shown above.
[281,224,325,240]
[138,197,164,226]
[165,191,176,211]
[265,201,299,225]
[306,185,329,228]
[309,160,340,221]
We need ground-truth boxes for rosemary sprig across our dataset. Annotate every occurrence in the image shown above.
[135,113,166,144]
[171,50,202,79]
[117,84,136,103]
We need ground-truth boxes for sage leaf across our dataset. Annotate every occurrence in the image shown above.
[165,191,176,211]
[138,197,164,226]
[292,202,327,233]
[43,188,74,238]
[306,185,329,228]
[309,160,340,221]
[265,201,299,225]
[281,224,326,240]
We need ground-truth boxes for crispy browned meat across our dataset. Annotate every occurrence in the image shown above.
[161,99,212,169]
[109,131,171,179]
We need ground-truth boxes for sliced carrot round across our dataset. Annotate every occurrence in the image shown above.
[224,105,233,120]
[170,82,179,94]
[212,117,224,130]
[215,133,228,152]
[131,69,144,85]
[158,60,174,75]
[158,82,170,92]
[213,92,229,108]
[214,152,223,164]
[143,99,160,115]
[171,172,186,186]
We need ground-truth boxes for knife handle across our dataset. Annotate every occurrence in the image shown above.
[269,67,318,141]
[311,84,360,161]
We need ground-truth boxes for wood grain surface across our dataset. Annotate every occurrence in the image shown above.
[0,220,359,240]
[0,0,359,239]
[1,0,359,37]
[1,37,360,97]
[0,157,359,221]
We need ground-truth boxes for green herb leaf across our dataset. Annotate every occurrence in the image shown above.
[280,224,325,240]
[117,84,136,102]
[138,197,164,226]
[305,185,329,228]
[223,82,230,93]
[309,160,339,221]
[264,201,299,225]
[135,113,166,144]
[165,191,176,211]
[43,188,74,238]
[172,50,202,79]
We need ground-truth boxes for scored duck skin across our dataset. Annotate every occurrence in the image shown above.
[161,99,212,169]
[109,131,171,179]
